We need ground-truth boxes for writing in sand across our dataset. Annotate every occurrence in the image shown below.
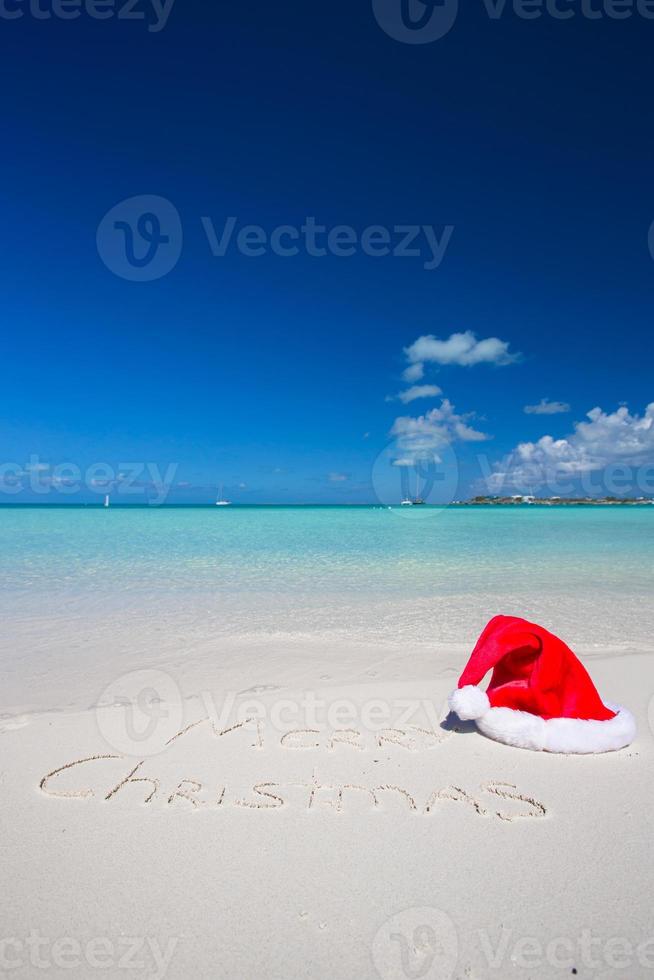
[39,717,549,821]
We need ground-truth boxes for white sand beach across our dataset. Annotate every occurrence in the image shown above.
[2,631,653,979]
[1,507,653,977]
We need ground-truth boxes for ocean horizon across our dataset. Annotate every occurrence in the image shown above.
[2,501,653,508]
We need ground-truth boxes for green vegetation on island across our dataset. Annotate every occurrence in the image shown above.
[463,495,654,506]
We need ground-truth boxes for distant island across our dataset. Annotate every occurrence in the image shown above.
[461,495,654,506]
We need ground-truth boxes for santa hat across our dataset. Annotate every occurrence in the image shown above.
[448,616,635,753]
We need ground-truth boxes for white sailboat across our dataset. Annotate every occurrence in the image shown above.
[104,494,110,508]
[215,485,231,506]
[401,466,426,506]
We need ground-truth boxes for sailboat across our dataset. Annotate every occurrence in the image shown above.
[412,477,426,504]
[104,494,110,508]
[215,485,231,506]
[400,468,425,506]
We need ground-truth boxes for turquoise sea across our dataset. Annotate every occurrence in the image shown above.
[1,504,652,639]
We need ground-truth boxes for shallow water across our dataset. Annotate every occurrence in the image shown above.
[1,505,652,644]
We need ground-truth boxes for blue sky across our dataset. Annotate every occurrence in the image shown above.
[1,0,654,502]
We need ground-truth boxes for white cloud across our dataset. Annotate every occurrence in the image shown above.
[404,331,519,379]
[524,398,571,415]
[391,398,490,464]
[402,362,424,383]
[388,384,442,404]
[328,472,348,482]
[486,402,654,493]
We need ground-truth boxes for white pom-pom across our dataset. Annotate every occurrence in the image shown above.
[449,685,490,721]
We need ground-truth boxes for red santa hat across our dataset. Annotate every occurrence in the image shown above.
[448,615,635,753]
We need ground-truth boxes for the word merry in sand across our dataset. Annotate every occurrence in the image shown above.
[166,717,452,751]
